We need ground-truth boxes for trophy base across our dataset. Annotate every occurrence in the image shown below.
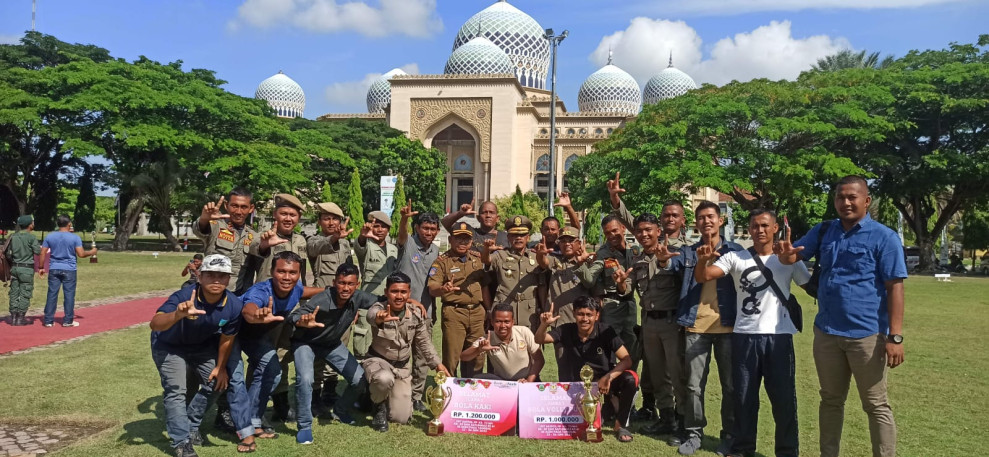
[427,421,444,436]
[581,427,603,443]
[90,257,98,264]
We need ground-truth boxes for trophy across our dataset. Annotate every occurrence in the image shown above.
[89,232,98,264]
[424,371,453,436]
[577,364,603,442]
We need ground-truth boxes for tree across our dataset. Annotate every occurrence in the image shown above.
[320,180,334,204]
[811,49,895,72]
[346,168,364,238]
[74,165,97,232]
[131,158,183,251]
[507,185,527,218]
[389,175,407,238]
[961,205,989,267]
[494,187,547,230]
[93,196,115,232]
[802,35,989,270]
[583,203,603,246]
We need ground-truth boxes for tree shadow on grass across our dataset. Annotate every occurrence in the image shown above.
[119,396,173,455]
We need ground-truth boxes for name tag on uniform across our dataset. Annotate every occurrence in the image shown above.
[604,258,619,270]
[450,267,461,273]
[217,230,235,243]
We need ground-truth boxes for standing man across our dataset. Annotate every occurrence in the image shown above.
[353,210,399,359]
[6,215,41,326]
[40,215,97,327]
[307,201,354,287]
[441,200,508,254]
[779,175,907,457]
[696,209,810,457]
[460,303,545,382]
[531,192,582,252]
[363,272,450,432]
[394,200,441,412]
[536,226,593,325]
[149,254,256,456]
[428,222,491,377]
[482,216,543,331]
[193,187,258,295]
[673,201,743,456]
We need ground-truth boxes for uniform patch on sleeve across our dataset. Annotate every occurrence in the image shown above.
[428,266,438,277]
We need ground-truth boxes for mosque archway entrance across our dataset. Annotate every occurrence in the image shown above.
[430,123,478,213]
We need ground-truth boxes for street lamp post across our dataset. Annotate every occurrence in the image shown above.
[544,28,567,217]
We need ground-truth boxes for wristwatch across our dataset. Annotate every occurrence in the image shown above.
[888,334,904,344]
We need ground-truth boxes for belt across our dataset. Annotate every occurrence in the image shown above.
[13,263,35,268]
[368,349,410,368]
[644,309,676,319]
[443,302,483,310]
[603,292,633,302]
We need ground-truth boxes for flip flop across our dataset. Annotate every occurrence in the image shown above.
[616,427,634,443]
[255,427,278,439]
[237,440,257,453]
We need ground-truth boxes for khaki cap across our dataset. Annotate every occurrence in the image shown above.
[505,215,532,235]
[368,210,392,227]
[316,202,344,218]
[559,226,579,239]
[451,222,473,237]
[274,193,304,213]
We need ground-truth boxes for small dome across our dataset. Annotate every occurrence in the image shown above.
[444,36,515,76]
[366,68,407,114]
[577,61,641,116]
[255,71,305,118]
[453,0,550,89]
[643,64,698,105]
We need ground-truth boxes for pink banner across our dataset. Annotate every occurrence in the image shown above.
[518,382,601,439]
[438,378,518,436]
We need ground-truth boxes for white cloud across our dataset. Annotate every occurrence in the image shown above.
[324,63,419,112]
[229,0,442,38]
[632,0,966,15]
[0,34,22,45]
[590,19,849,87]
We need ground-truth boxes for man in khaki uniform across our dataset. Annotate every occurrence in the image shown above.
[428,222,490,377]
[6,215,41,326]
[353,210,398,359]
[460,303,545,382]
[363,272,450,432]
[536,226,593,325]
[193,187,258,295]
[249,193,309,422]
[578,215,641,353]
[483,215,543,331]
[307,202,354,287]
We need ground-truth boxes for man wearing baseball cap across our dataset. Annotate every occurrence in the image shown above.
[150,254,256,455]
[6,215,41,326]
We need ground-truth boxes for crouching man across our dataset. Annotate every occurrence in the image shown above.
[363,272,451,432]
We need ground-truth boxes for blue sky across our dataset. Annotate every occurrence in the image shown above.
[0,0,986,119]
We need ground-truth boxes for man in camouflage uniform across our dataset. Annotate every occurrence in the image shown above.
[6,215,41,326]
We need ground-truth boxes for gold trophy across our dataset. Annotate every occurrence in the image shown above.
[424,371,452,436]
[577,364,603,442]
[89,232,98,264]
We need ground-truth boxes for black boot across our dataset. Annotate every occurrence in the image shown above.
[12,312,28,326]
[371,401,389,433]
[321,377,340,408]
[271,392,291,423]
[666,413,686,447]
[633,393,657,421]
[642,407,677,435]
[213,399,236,433]
[311,388,326,418]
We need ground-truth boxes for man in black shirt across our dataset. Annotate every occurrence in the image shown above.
[535,296,638,443]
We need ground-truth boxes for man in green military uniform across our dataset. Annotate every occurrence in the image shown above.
[578,215,640,353]
[352,211,398,360]
[482,215,544,331]
[6,215,41,326]
[249,193,309,422]
[193,187,258,295]
[536,226,593,325]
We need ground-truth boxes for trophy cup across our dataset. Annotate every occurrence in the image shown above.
[89,232,98,264]
[424,371,452,436]
[577,364,603,442]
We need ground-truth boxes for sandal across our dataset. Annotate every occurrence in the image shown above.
[255,427,278,439]
[616,427,634,443]
[237,440,257,453]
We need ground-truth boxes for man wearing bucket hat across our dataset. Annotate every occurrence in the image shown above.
[352,210,398,359]
[6,215,41,326]
[150,254,256,455]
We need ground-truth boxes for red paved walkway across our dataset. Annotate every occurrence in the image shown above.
[0,296,167,354]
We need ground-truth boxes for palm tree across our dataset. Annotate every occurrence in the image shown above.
[811,49,895,72]
[131,158,183,251]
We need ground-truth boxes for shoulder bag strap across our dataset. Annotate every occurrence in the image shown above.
[747,247,791,304]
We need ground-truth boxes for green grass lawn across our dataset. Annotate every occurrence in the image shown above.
[1,251,192,317]
[0,276,986,456]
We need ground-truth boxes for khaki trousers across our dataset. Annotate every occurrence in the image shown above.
[440,305,485,377]
[813,327,896,457]
[363,358,414,424]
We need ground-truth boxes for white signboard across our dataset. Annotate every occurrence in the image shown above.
[380,176,398,217]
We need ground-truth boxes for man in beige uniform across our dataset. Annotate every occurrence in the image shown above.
[353,210,398,359]
[482,216,544,331]
[249,193,309,422]
[193,187,258,295]
[364,272,450,432]
[460,303,545,382]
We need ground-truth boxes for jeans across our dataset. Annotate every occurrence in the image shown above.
[683,332,734,439]
[293,342,366,431]
[44,269,77,325]
[732,333,799,457]
[237,338,282,428]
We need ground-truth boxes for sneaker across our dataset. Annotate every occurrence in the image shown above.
[678,435,702,455]
[296,428,314,445]
[332,409,356,425]
[62,321,80,327]
[43,323,54,328]
[413,400,428,413]
[174,440,199,457]
[188,428,204,446]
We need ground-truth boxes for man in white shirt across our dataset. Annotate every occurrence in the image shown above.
[460,303,545,382]
[694,209,810,457]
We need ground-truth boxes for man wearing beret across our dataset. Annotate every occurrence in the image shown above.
[482,215,545,331]
[6,215,41,326]
[353,210,398,359]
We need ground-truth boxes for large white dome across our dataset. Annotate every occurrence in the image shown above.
[643,64,698,105]
[577,61,641,116]
[444,36,515,76]
[255,71,305,118]
[366,68,407,114]
[452,0,550,89]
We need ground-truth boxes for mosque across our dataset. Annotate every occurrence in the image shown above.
[253,0,719,214]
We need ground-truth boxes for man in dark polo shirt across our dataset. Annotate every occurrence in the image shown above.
[150,254,255,456]
[441,199,508,254]
[535,296,638,443]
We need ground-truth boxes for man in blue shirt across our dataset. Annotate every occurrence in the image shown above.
[40,215,97,327]
[778,175,906,457]
[150,254,255,456]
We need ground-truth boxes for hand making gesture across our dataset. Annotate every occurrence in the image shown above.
[695,236,721,265]
[474,331,500,353]
[575,240,595,264]
[539,311,560,326]
[260,228,288,250]
[613,267,633,294]
[606,171,626,208]
[652,234,682,264]
[374,309,400,325]
[554,191,573,209]
[296,307,324,328]
[200,196,230,223]
[774,223,804,265]
[459,198,476,216]
[400,199,418,220]
[441,280,461,294]
[335,217,354,240]
[359,222,380,242]
[252,296,285,324]
[176,288,206,319]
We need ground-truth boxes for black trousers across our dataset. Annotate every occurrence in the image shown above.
[601,371,639,428]
[731,333,799,457]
